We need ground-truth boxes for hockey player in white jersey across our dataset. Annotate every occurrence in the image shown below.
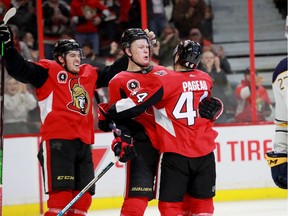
[265,17,288,189]
[265,57,288,189]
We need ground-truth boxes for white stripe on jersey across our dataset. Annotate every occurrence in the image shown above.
[42,140,49,193]
[153,107,176,137]
[38,92,53,124]
[115,97,136,112]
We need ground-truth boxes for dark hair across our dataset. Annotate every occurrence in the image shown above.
[244,68,258,75]
[52,39,84,62]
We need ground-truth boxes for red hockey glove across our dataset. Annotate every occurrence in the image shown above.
[97,103,112,132]
[265,151,288,189]
[199,97,223,121]
[111,135,137,163]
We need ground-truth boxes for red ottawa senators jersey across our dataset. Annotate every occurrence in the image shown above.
[35,60,98,144]
[109,67,218,157]
[108,65,170,149]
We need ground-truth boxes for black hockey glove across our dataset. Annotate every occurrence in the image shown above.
[97,103,112,132]
[199,97,223,121]
[111,134,137,163]
[0,21,13,51]
[265,151,287,189]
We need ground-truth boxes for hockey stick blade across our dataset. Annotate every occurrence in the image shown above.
[3,7,16,24]
[1,7,16,56]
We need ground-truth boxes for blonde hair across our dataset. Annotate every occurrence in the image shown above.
[5,76,20,93]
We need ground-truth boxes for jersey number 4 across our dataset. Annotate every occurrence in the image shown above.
[172,92,197,126]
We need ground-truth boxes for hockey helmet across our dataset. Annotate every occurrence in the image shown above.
[52,39,85,61]
[120,28,151,53]
[173,40,202,69]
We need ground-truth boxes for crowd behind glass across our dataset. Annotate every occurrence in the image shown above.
[1,0,284,135]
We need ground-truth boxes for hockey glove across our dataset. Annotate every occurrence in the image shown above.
[265,151,287,189]
[0,21,13,51]
[199,97,223,121]
[111,135,137,163]
[97,103,112,132]
[100,9,111,21]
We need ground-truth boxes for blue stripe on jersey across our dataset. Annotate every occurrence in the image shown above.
[272,57,288,83]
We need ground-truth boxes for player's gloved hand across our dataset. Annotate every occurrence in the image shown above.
[111,135,137,163]
[100,9,111,21]
[0,21,13,51]
[199,97,223,121]
[144,29,157,47]
[265,151,287,189]
[97,103,112,132]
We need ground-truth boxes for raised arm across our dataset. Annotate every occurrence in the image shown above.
[96,55,129,88]
[0,22,48,88]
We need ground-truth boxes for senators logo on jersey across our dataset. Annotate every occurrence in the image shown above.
[67,78,90,115]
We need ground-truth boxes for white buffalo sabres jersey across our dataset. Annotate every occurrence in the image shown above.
[272,57,288,153]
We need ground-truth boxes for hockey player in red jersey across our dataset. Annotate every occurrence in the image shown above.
[0,22,131,215]
[98,28,169,216]
[105,40,223,216]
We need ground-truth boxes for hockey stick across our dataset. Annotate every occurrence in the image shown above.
[1,7,17,55]
[57,157,118,216]
[57,123,120,216]
[0,7,17,215]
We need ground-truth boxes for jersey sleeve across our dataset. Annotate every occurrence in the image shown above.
[107,75,147,135]
[96,55,129,88]
[4,47,49,88]
[108,74,164,120]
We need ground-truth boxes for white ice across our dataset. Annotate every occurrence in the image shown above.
[88,199,288,216]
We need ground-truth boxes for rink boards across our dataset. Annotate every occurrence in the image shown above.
[2,124,287,215]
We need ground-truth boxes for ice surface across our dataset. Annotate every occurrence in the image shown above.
[88,199,287,216]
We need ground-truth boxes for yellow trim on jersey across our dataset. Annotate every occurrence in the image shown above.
[2,188,287,216]
[276,122,288,127]
[265,154,288,167]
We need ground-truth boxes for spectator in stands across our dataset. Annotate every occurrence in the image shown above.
[10,0,38,40]
[22,31,39,62]
[98,0,119,47]
[105,41,124,65]
[200,4,214,42]
[188,27,213,50]
[154,22,181,68]
[234,68,273,122]
[171,0,206,38]
[124,0,141,29]
[81,42,105,67]
[120,0,167,38]
[10,25,32,61]
[117,0,132,29]
[42,0,71,59]
[70,0,111,56]
[189,28,233,74]
[214,44,233,74]
[4,76,37,135]
[147,0,167,38]
[198,50,231,123]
